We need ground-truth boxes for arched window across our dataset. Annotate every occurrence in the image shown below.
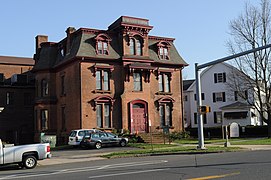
[95,34,111,55]
[129,39,135,55]
[136,39,142,55]
[129,36,142,56]
[41,79,48,97]
[93,96,115,128]
[157,41,171,60]
[96,103,111,128]
[159,104,172,127]
[157,96,175,127]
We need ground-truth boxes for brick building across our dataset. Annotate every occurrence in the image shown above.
[0,56,35,144]
[33,16,188,145]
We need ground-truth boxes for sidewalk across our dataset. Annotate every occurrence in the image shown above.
[230,145,271,151]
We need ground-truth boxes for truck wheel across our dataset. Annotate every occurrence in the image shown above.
[95,142,102,149]
[23,155,37,169]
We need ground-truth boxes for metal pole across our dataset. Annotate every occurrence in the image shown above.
[150,122,153,151]
[224,125,230,147]
[195,63,205,149]
[194,44,271,150]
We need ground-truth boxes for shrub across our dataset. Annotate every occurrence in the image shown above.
[170,131,190,140]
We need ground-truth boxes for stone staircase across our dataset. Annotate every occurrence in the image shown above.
[138,133,171,144]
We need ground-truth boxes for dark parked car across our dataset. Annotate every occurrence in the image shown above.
[80,132,128,149]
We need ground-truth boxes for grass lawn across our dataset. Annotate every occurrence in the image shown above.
[102,143,241,159]
[230,138,271,145]
[174,137,271,145]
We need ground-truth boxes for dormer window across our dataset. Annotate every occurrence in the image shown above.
[159,47,169,60]
[97,41,108,55]
[157,41,171,60]
[129,36,143,56]
[41,79,49,97]
[60,49,65,56]
[95,34,111,55]
[58,44,66,58]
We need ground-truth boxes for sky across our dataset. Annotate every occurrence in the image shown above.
[0,0,260,79]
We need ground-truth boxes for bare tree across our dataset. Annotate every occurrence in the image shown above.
[227,0,271,137]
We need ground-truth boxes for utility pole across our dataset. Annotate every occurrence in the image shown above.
[195,44,271,150]
[195,63,205,149]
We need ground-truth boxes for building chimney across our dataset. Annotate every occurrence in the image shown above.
[35,35,48,52]
[34,35,48,61]
[65,27,76,54]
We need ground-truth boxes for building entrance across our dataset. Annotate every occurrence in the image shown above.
[130,100,148,134]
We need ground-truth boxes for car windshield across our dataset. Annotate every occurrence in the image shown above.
[78,131,85,136]
[106,133,117,138]
[69,131,77,137]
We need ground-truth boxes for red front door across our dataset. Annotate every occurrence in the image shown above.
[130,102,148,134]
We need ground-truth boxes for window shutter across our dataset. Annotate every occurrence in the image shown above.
[223,73,226,82]
[214,74,217,83]
[214,112,217,123]
[203,114,207,124]
[245,90,248,99]
[194,113,197,124]
[213,93,216,102]
[222,92,226,102]
[234,91,238,101]
[201,93,205,100]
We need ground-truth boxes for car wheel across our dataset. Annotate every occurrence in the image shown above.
[119,140,127,147]
[23,155,37,169]
[95,142,102,149]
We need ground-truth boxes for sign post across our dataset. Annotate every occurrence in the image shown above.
[149,120,153,151]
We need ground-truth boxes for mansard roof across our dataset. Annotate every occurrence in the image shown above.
[33,16,187,71]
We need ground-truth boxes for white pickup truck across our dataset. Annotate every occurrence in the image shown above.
[0,139,51,169]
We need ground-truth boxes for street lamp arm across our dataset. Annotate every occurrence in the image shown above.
[197,44,271,70]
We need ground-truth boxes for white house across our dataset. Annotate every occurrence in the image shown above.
[183,62,262,129]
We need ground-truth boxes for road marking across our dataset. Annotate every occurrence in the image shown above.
[0,160,168,179]
[187,172,240,180]
[88,168,169,179]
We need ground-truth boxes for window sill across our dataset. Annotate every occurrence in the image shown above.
[96,127,113,131]
[132,90,143,92]
[155,92,173,95]
[93,90,112,94]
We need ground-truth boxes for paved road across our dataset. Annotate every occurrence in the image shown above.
[1,149,271,179]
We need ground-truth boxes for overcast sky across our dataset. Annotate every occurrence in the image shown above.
[0,0,260,79]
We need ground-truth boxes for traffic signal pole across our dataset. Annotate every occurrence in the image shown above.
[195,63,205,149]
[195,44,271,150]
